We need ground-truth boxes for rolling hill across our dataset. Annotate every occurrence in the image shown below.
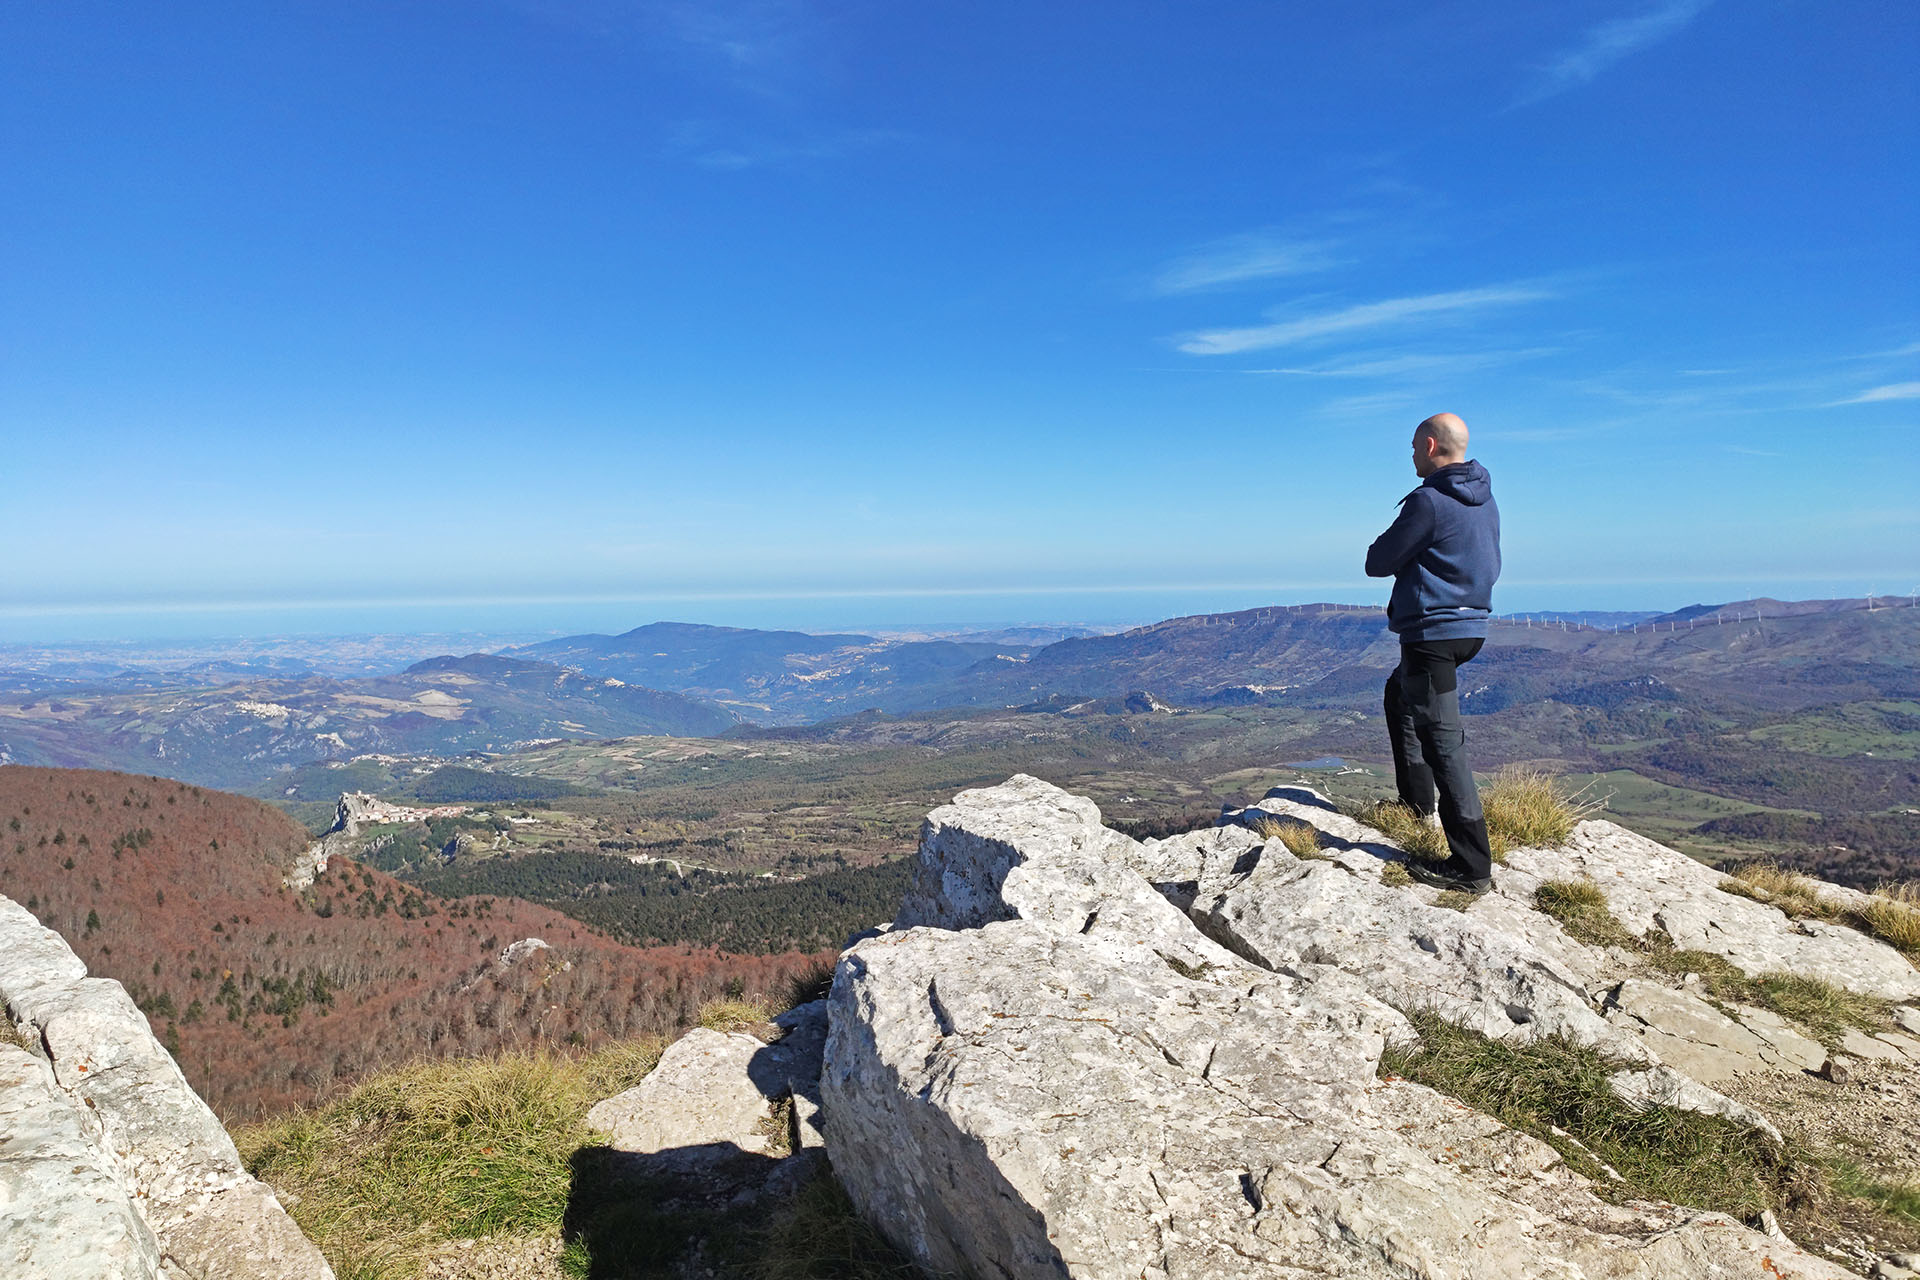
[0,655,736,790]
[0,766,812,1118]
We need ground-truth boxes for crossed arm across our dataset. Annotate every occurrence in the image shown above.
[1365,491,1434,578]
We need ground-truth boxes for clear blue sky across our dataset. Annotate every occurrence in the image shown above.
[3,1,1916,640]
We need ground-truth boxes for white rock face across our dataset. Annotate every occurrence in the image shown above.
[0,1044,164,1280]
[586,1000,829,1202]
[497,937,552,968]
[0,896,333,1279]
[823,774,1874,1280]
[285,790,470,889]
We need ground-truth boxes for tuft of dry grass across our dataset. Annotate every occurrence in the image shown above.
[1859,883,1920,957]
[1719,863,1843,922]
[781,957,837,1012]
[1534,879,1641,950]
[1722,865,1920,960]
[1252,816,1328,860]
[1344,800,1448,863]
[1482,766,1604,856]
[1,1017,35,1054]
[1380,862,1413,888]
[698,998,774,1033]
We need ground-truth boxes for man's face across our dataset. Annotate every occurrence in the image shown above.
[1411,431,1436,478]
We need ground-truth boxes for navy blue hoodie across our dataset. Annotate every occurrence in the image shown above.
[1365,460,1501,642]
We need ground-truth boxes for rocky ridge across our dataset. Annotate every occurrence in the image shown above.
[283,789,451,889]
[814,774,1920,1279]
[0,895,332,1280]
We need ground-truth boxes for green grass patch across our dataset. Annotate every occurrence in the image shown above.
[1381,1012,1920,1254]
[236,1041,665,1279]
[1830,1162,1920,1232]
[238,1023,920,1280]
[1533,879,1640,950]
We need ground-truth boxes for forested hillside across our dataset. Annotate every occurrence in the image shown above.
[0,767,820,1119]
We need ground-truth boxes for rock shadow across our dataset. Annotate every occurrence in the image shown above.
[1224,787,1409,867]
[1260,785,1340,813]
[563,1140,781,1278]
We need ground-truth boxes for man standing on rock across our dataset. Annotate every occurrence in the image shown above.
[1365,412,1501,894]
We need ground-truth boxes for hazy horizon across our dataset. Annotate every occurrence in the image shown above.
[1,578,1910,647]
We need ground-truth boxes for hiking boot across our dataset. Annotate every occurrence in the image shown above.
[1404,858,1492,896]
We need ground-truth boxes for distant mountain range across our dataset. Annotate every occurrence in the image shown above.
[0,653,735,789]
[510,598,1920,721]
[503,619,1035,721]
[1,598,1913,795]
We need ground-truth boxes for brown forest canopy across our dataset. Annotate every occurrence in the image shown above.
[0,766,819,1120]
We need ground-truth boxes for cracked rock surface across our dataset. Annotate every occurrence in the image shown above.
[0,895,333,1280]
[822,774,1897,1279]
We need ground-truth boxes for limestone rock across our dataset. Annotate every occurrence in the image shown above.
[496,937,551,968]
[0,895,332,1279]
[0,1044,164,1280]
[1602,979,1825,1083]
[1838,1027,1908,1063]
[824,775,1853,1280]
[1137,793,1779,1135]
[586,999,829,1202]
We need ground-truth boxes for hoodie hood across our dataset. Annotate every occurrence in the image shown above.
[1423,459,1492,506]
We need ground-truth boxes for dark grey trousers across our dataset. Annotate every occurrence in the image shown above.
[1384,638,1493,880]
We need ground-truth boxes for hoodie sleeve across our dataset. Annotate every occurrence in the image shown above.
[1365,491,1434,578]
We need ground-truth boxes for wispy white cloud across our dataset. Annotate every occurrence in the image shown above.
[1842,340,1920,361]
[1242,347,1557,378]
[1152,233,1343,294]
[676,126,899,170]
[1725,446,1783,457]
[1177,285,1552,356]
[1519,0,1712,105]
[1831,381,1920,405]
[1314,390,1422,420]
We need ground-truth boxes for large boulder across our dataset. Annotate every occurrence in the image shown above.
[0,896,333,1280]
[822,774,1876,1280]
[586,1000,829,1203]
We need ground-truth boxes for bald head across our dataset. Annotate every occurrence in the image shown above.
[1411,413,1469,477]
